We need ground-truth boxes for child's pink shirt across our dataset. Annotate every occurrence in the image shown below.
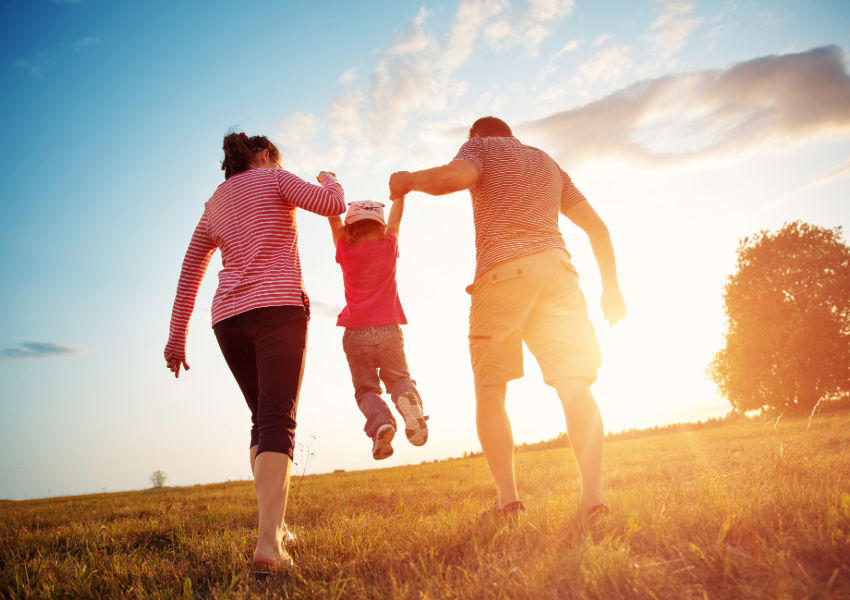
[335,228,407,328]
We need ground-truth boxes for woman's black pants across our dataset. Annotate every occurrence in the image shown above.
[213,305,309,460]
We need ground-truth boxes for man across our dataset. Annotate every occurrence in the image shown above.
[388,116,626,522]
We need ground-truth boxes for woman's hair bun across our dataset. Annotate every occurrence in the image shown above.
[220,131,282,180]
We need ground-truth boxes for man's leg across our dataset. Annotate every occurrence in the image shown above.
[553,377,604,512]
[476,382,518,509]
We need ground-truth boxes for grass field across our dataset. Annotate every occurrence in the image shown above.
[2,411,849,599]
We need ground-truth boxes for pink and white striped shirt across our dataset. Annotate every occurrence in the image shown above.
[165,169,345,359]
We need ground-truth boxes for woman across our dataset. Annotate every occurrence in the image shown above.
[163,132,344,570]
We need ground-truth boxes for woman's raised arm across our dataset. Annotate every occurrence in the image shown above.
[276,170,345,216]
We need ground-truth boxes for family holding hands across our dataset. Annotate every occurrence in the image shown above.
[164,117,627,571]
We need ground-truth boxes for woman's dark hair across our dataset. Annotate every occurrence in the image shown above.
[343,219,386,245]
[221,132,282,179]
[468,116,513,139]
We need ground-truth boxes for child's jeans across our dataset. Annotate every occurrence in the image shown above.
[342,324,422,437]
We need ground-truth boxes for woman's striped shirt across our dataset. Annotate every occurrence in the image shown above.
[164,169,345,360]
[453,136,587,281]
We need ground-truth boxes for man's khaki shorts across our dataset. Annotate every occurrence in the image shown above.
[467,248,601,387]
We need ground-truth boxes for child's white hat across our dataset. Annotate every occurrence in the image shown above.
[345,201,386,225]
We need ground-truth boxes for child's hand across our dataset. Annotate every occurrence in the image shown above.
[318,171,337,183]
[388,171,412,199]
[391,195,406,201]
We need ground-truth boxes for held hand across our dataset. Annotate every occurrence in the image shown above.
[601,288,627,328]
[317,171,337,183]
[164,352,190,378]
[388,171,412,200]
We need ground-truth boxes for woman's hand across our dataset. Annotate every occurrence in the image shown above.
[317,171,337,183]
[164,352,190,378]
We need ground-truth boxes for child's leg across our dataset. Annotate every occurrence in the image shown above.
[374,326,421,407]
[376,326,428,446]
[343,329,397,437]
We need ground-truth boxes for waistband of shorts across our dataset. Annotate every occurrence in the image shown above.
[466,247,572,294]
[344,324,402,333]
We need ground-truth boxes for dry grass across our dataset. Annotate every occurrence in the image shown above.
[2,412,850,599]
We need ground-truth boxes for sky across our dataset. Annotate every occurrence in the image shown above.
[1,0,849,500]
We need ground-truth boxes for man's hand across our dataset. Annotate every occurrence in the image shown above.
[601,288,627,327]
[318,171,337,183]
[164,352,190,378]
[389,171,413,200]
[389,162,477,199]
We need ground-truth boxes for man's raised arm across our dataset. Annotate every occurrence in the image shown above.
[563,200,628,327]
[388,161,478,199]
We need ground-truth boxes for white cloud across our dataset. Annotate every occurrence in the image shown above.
[293,0,578,162]
[558,39,580,54]
[275,111,325,174]
[484,0,575,56]
[74,37,99,50]
[14,60,42,79]
[442,0,505,72]
[592,34,610,47]
[768,154,850,207]
[645,0,704,62]
[759,9,780,30]
[274,3,492,175]
[337,66,360,85]
[533,39,579,85]
[0,341,86,361]
[310,301,344,319]
[577,45,633,82]
[519,46,850,170]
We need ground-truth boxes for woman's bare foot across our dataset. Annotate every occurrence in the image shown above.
[252,543,294,572]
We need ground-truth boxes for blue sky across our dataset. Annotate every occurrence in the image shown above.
[1,0,849,500]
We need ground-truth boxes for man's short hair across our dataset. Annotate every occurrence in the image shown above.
[468,116,513,139]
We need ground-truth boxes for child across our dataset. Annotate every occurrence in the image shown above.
[328,198,428,460]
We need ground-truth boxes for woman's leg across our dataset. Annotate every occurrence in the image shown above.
[252,451,293,566]
[250,306,308,568]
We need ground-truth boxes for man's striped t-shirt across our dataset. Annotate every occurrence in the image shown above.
[164,169,345,360]
[453,136,587,281]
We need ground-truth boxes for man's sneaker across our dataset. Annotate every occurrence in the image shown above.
[372,423,395,460]
[397,392,428,446]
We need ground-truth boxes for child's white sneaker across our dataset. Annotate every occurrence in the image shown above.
[397,392,428,446]
[372,423,396,460]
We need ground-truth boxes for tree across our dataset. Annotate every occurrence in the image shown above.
[150,470,168,488]
[707,221,850,415]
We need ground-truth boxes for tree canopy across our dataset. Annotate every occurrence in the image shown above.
[707,221,850,415]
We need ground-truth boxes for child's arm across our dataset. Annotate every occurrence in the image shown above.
[328,215,344,247]
[387,195,405,233]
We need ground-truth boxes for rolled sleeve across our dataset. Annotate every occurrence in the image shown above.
[453,138,485,177]
[559,169,587,215]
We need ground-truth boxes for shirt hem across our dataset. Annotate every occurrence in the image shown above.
[211,300,306,327]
